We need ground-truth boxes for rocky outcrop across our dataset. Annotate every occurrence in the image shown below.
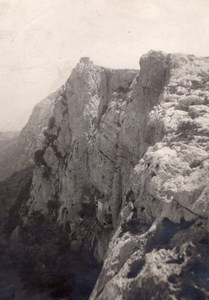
[0,90,60,181]
[90,53,209,299]
[21,52,209,299]
[26,57,139,259]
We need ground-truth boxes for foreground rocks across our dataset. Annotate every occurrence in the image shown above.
[90,53,209,299]
[4,52,209,299]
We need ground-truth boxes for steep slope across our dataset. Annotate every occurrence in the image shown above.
[19,52,209,299]
[0,166,33,241]
[0,132,19,147]
[26,57,139,260]
[0,90,61,181]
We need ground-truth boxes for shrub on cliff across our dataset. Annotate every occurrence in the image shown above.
[48,116,56,130]
[34,149,46,166]
[177,121,200,138]
[42,165,52,180]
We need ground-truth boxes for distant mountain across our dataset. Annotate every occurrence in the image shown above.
[0,132,19,181]
[0,132,19,143]
[0,89,61,181]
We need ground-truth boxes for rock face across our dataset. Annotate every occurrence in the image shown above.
[23,52,209,299]
[0,90,59,181]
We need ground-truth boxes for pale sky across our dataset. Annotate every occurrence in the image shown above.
[0,0,209,131]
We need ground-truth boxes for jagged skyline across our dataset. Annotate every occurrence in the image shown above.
[0,0,209,131]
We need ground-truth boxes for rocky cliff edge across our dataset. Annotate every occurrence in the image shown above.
[23,51,209,299]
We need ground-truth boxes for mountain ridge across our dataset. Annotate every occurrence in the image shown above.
[0,90,60,181]
[1,51,209,299]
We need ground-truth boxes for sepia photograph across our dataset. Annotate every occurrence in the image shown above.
[0,0,209,299]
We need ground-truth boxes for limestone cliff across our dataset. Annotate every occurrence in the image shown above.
[91,53,209,300]
[24,52,209,299]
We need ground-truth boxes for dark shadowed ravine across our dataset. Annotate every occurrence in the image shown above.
[0,254,101,300]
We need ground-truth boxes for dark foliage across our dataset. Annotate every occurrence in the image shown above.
[4,176,32,236]
[51,144,62,159]
[116,86,129,93]
[43,131,57,144]
[42,165,52,180]
[0,166,33,236]
[177,121,200,138]
[127,258,145,278]
[16,211,101,299]
[34,149,46,166]
[47,199,60,220]
[0,168,101,299]
[18,212,74,297]
[48,116,56,130]
[79,202,96,218]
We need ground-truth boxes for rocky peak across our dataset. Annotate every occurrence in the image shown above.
[79,56,93,64]
[26,51,171,245]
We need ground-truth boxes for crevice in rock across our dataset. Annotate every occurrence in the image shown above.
[97,148,115,164]
[174,199,207,220]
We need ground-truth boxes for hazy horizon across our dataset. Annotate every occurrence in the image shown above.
[0,0,209,132]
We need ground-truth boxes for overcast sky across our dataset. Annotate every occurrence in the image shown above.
[0,0,209,131]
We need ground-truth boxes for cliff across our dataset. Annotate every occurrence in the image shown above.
[11,52,209,299]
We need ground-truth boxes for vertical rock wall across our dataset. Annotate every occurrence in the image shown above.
[26,51,168,260]
[91,53,209,299]
[24,51,209,299]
